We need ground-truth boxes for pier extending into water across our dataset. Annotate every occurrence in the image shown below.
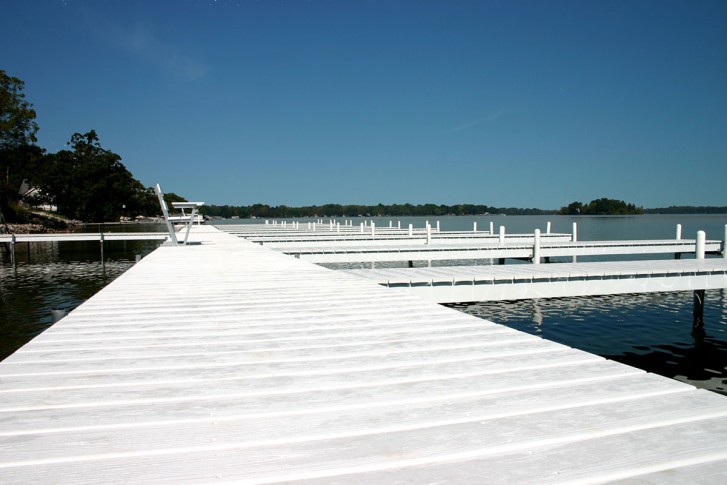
[0,232,169,268]
[2,224,727,483]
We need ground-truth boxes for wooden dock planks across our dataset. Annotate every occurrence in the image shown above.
[1,225,727,483]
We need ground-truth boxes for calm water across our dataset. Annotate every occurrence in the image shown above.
[3,215,727,395]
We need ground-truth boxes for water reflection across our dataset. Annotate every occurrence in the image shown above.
[449,290,727,395]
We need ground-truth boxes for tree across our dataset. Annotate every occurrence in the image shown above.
[38,131,142,222]
[0,69,41,221]
[558,201,584,215]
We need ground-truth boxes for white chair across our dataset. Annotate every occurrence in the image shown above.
[154,184,204,245]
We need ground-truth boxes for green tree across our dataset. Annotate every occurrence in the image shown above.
[558,201,584,215]
[0,69,41,221]
[38,130,141,222]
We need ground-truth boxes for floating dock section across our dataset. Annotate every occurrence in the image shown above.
[1,226,727,483]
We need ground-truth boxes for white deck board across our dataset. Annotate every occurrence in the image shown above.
[346,258,727,302]
[2,226,726,483]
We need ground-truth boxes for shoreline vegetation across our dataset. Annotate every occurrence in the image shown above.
[199,200,725,220]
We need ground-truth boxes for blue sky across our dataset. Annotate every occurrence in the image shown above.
[3,0,726,208]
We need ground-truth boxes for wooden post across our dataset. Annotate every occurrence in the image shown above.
[674,224,683,259]
[100,232,105,272]
[10,234,16,265]
[696,230,706,259]
[533,229,541,264]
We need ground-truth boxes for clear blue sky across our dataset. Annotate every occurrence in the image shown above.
[3,0,726,208]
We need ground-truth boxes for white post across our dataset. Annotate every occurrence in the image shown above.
[473,222,477,233]
[360,222,364,233]
[329,220,333,231]
[572,222,578,242]
[408,224,413,237]
[533,229,541,264]
[389,220,393,228]
[696,230,706,259]
[397,221,401,230]
[436,220,440,232]
[336,222,340,233]
[312,223,316,231]
[426,224,432,244]
[546,221,551,234]
[371,222,376,237]
[723,225,727,259]
[489,221,494,234]
[499,226,505,244]
[676,224,682,240]
[265,220,269,225]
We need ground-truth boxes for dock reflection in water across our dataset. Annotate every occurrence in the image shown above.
[449,290,727,396]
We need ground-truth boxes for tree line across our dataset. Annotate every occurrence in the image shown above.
[200,203,554,219]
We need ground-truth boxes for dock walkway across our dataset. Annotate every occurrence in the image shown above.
[346,258,727,303]
[0,232,169,243]
[270,239,720,263]
[2,226,727,483]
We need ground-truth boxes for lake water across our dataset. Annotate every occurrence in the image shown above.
[3,215,727,395]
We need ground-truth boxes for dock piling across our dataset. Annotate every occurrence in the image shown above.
[693,289,705,330]
[499,226,505,244]
[533,229,541,264]
[676,224,682,240]
[696,231,706,259]
[100,232,105,271]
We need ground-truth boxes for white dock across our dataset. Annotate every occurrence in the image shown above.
[2,225,727,483]
[267,239,720,263]
[0,232,169,243]
[345,258,727,303]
